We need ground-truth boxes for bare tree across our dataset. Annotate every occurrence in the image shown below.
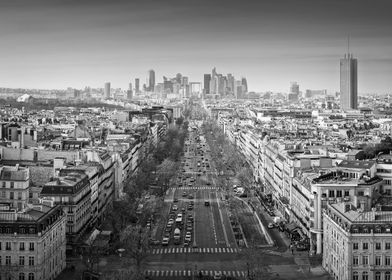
[119,224,151,273]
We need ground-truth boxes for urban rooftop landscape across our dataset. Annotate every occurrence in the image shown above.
[1,1,392,280]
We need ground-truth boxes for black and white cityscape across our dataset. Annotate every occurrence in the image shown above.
[1,0,392,280]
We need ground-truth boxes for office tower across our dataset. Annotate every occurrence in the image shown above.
[210,67,218,95]
[340,53,358,110]
[164,80,173,93]
[148,70,155,92]
[104,82,110,99]
[227,74,235,93]
[241,78,248,93]
[289,82,299,102]
[181,76,189,86]
[127,83,133,100]
[176,73,182,84]
[204,74,211,94]
[135,78,140,93]
[218,74,225,96]
[235,80,243,99]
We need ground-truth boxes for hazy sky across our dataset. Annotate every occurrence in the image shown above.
[1,0,392,93]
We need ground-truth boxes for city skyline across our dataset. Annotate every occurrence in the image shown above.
[1,0,392,93]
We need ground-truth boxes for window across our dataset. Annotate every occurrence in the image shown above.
[19,256,24,266]
[329,190,335,197]
[6,242,11,250]
[353,256,359,266]
[358,191,364,196]
[28,256,34,266]
[29,243,34,251]
[376,256,381,266]
[6,256,11,265]
[362,255,369,265]
[10,182,14,188]
[1,191,5,198]
[376,242,381,250]
[10,192,14,199]
[362,271,368,280]
[363,243,369,250]
[19,273,25,280]
[344,190,350,197]
[18,192,22,200]
[376,272,381,280]
[337,190,342,197]
[2,182,5,188]
[353,271,359,280]
[353,243,359,250]
[386,256,391,266]
[386,243,391,250]
[386,272,391,280]
[28,273,34,280]
[20,242,25,251]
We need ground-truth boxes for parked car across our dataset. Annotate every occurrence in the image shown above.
[172,205,178,211]
[204,201,210,206]
[267,223,274,229]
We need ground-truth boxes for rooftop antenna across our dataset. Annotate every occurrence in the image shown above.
[347,35,350,58]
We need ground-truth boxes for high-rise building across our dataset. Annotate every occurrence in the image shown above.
[148,70,155,92]
[227,74,235,93]
[135,78,140,93]
[289,82,300,102]
[204,74,211,94]
[181,76,189,86]
[104,82,110,99]
[127,83,133,100]
[340,53,358,110]
[241,77,248,93]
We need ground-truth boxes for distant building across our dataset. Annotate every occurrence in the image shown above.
[340,53,358,110]
[148,70,155,92]
[104,82,111,99]
[289,82,300,102]
[135,78,140,94]
[241,77,248,93]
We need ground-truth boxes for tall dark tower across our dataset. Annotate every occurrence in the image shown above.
[135,78,140,93]
[204,74,211,94]
[340,38,358,110]
[148,70,155,92]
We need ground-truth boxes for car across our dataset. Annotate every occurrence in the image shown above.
[186,225,193,231]
[183,191,187,197]
[188,194,194,199]
[190,201,194,205]
[163,232,170,238]
[204,201,210,206]
[184,240,190,247]
[187,205,193,210]
[144,194,151,200]
[149,239,161,245]
[181,207,186,213]
[162,237,169,246]
[168,218,174,225]
[187,214,193,220]
[213,271,223,280]
[185,233,192,242]
[173,198,179,203]
[206,182,211,186]
[267,223,274,229]
[172,205,178,211]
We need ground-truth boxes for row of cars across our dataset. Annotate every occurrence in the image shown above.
[162,199,195,247]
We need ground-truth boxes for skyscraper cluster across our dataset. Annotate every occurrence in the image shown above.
[205,68,248,98]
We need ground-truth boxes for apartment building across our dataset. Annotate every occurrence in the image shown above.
[324,202,392,280]
[41,172,91,254]
[0,165,30,211]
[0,204,66,280]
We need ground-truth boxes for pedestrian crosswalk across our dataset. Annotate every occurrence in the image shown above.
[144,270,247,278]
[171,186,215,190]
[150,247,240,254]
